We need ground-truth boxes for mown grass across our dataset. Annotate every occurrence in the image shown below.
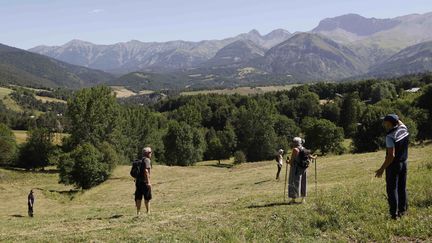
[12,130,68,145]
[181,84,300,96]
[34,95,66,104]
[0,146,431,242]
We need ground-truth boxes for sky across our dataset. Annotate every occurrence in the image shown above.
[1,0,431,49]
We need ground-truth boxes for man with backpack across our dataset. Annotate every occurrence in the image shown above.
[375,115,409,220]
[286,137,315,204]
[131,147,153,215]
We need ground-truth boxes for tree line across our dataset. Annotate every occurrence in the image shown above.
[1,73,431,189]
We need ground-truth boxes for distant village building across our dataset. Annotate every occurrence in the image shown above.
[405,87,421,93]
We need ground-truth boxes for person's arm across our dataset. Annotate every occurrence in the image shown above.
[287,148,299,165]
[28,196,33,207]
[144,168,151,186]
[143,159,151,187]
[375,147,395,178]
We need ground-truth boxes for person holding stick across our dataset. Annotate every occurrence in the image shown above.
[286,137,316,204]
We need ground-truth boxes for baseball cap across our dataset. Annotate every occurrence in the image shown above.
[383,114,399,125]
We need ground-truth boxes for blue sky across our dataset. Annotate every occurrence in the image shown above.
[1,0,431,49]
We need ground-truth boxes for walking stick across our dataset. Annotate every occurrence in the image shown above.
[314,158,318,196]
[283,157,289,202]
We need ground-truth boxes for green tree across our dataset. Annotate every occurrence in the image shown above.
[58,143,115,189]
[205,128,223,162]
[171,104,203,127]
[370,82,397,103]
[205,125,237,163]
[417,84,432,140]
[67,86,121,148]
[321,102,341,124]
[274,115,300,152]
[235,99,277,162]
[295,92,321,119]
[18,128,54,169]
[303,118,345,155]
[163,121,205,166]
[340,93,362,138]
[353,106,387,153]
[274,115,300,140]
[120,106,166,162]
[0,123,17,165]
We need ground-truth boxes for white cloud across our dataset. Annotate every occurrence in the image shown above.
[89,9,104,14]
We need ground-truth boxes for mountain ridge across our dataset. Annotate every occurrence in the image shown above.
[0,43,114,89]
[29,29,292,74]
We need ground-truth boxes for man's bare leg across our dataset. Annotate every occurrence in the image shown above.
[144,200,150,214]
[135,199,142,215]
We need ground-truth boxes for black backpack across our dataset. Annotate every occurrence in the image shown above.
[130,159,143,178]
[297,147,311,169]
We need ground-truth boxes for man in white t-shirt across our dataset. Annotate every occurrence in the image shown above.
[275,149,284,180]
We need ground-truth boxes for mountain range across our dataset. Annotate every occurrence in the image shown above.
[29,29,292,74]
[2,12,432,90]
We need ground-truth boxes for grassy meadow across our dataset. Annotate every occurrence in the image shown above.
[0,87,23,112]
[12,130,68,145]
[181,84,300,96]
[34,95,66,104]
[0,145,431,242]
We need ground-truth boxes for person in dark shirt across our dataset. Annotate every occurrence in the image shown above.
[375,114,409,220]
[28,190,34,217]
[135,147,152,215]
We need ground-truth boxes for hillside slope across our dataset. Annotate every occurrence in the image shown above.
[370,41,432,76]
[260,33,367,81]
[204,40,266,67]
[0,43,114,89]
[1,146,431,242]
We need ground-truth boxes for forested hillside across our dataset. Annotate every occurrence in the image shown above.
[1,73,431,189]
[0,43,114,89]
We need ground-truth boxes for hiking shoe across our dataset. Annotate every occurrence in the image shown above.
[391,215,398,220]
[398,211,406,218]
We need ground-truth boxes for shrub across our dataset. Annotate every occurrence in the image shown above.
[233,151,246,164]
[58,143,117,189]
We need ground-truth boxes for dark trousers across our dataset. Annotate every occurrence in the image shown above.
[28,204,33,217]
[385,161,408,217]
[276,164,282,179]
